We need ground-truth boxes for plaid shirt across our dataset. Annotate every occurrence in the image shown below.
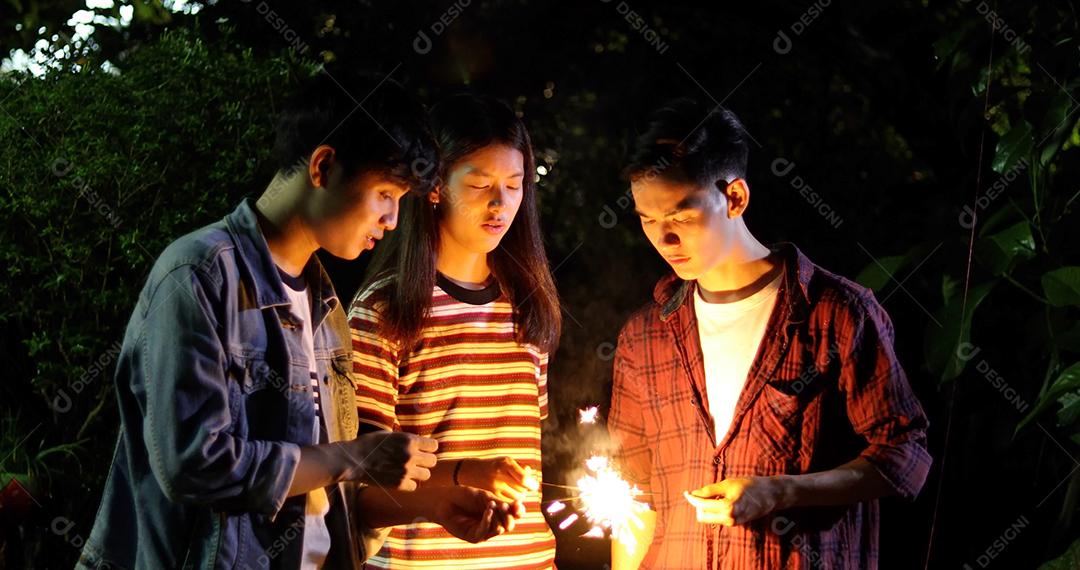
[609,242,931,569]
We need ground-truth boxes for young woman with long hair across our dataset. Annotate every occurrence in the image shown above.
[348,93,562,569]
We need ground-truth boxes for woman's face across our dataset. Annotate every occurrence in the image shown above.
[435,144,525,255]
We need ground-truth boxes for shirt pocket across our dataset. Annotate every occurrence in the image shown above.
[752,376,824,470]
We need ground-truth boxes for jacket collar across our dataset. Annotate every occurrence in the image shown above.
[224,199,340,320]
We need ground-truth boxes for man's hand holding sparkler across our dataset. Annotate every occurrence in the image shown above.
[434,486,523,542]
[684,477,786,526]
[357,485,522,544]
[684,458,896,526]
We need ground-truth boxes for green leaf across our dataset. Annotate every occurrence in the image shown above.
[1040,535,1080,569]
[926,281,996,383]
[1057,392,1080,428]
[991,120,1034,174]
[855,254,909,293]
[975,221,1035,275]
[942,274,959,305]
[1042,267,1080,307]
[1038,88,1075,166]
[1019,362,1080,430]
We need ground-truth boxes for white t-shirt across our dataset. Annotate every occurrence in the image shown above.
[694,269,783,445]
[279,268,332,569]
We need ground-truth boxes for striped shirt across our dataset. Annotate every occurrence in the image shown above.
[348,274,555,569]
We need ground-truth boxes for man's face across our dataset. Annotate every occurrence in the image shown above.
[631,176,738,280]
[308,169,409,260]
[437,144,525,255]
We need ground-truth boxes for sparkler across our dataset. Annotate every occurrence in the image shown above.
[541,402,649,551]
[573,454,650,552]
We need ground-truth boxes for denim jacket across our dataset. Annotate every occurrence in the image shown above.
[78,199,371,569]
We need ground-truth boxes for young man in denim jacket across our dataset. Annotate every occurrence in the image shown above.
[79,73,517,570]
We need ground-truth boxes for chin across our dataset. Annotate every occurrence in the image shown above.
[670,264,701,281]
[326,244,362,261]
[474,238,502,254]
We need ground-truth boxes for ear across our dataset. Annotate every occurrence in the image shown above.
[428,187,441,204]
[307,145,336,189]
[721,178,750,218]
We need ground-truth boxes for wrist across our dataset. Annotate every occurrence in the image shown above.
[453,459,469,486]
[336,441,365,482]
[770,474,799,510]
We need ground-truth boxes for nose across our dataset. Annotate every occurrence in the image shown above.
[381,200,399,231]
[488,185,510,212]
[660,227,680,248]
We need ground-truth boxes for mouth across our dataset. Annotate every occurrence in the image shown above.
[665,255,691,266]
[364,233,382,250]
[481,220,507,235]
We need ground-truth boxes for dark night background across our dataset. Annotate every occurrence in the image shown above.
[1,1,1079,568]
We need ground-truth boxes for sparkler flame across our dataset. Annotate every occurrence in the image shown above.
[522,466,540,492]
[578,406,600,424]
[574,454,650,552]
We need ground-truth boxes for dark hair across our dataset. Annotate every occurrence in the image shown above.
[361,93,562,352]
[624,98,749,188]
[273,69,438,192]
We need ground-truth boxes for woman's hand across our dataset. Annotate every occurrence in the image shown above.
[458,457,532,503]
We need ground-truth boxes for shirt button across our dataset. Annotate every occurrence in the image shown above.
[713,457,721,465]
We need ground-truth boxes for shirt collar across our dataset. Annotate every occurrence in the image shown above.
[654,242,814,327]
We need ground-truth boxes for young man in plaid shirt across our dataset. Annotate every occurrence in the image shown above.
[609,99,932,569]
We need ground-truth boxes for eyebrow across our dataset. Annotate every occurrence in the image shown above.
[464,167,524,178]
[634,195,706,218]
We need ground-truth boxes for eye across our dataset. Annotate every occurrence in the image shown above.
[468,185,490,190]
[640,218,656,225]
[380,191,392,200]
[673,217,692,224]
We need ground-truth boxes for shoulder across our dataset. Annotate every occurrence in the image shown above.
[347,274,397,324]
[806,262,894,341]
[142,219,235,303]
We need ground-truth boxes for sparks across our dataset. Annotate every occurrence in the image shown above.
[546,501,567,515]
[578,405,600,424]
[558,513,579,530]
[585,455,608,472]
[575,454,650,552]
[583,526,606,538]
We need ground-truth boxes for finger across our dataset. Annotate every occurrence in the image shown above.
[696,511,722,524]
[481,504,495,535]
[413,451,438,469]
[491,504,513,534]
[501,458,528,483]
[683,490,714,508]
[494,482,525,503]
[398,478,417,492]
[408,465,431,483]
[414,436,439,453]
[688,484,724,499]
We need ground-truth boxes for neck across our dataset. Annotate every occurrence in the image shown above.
[254,173,318,276]
[436,229,491,288]
[696,223,776,298]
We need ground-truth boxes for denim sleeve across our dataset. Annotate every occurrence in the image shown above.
[138,264,300,516]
